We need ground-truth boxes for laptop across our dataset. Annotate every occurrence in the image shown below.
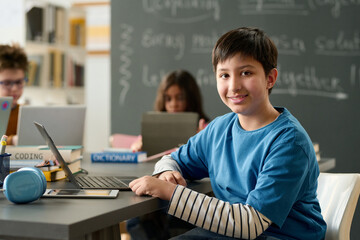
[141,112,199,156]
[0,97,13,137]
[17,105,86,146]
[34,122,136,190]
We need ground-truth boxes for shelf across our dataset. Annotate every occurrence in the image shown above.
[20,86,84,106]
[23,0,86,104]
[0,0,86,106]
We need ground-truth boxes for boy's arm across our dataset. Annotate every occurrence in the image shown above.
[129,154,187,199]
[152,154,187,186]
[168,185,272,240]
[129,177,271,239]
[153,154,183,176]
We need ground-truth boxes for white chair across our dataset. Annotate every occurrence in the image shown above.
[317,173,360,240]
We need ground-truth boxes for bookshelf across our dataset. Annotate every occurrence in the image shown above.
[0,0,86,105]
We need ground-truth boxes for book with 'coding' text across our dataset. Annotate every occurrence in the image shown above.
[7,145,83,163]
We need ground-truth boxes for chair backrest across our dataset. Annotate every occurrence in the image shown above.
[317,173,360,240]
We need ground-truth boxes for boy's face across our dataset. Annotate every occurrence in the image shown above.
[0,69,25,107]
[216,53,276,117]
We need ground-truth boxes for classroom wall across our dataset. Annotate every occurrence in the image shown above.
[110,0,360,237]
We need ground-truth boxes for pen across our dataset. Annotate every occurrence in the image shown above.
[1,135,7,155]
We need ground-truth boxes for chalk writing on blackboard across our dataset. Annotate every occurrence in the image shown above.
[141,28,185,60]
[142,0,221,23]
[273,89,347,99]
[271,34,306,56]
[238,0,360,18]
[192,31,220,54]
[191,32,308,56]
[275,65,348,99]
[142,65,167,87]
[315,31,360,56]
[142,65,216,88]
[196,68,216,87]
[238,0,309,15]
[118,23,134,105]
[308,0,360,18]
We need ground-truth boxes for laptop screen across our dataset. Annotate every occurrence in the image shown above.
[0,97,13,137]
[141,112,199,156]
[33,121,81,188]
[17,105,86,146]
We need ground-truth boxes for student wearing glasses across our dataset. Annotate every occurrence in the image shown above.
[0,44,28,145]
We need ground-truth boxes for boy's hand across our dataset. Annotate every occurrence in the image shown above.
[157,171,187,186]
[129,176,177,201]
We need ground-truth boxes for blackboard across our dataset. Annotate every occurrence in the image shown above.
[111,1,359,236]
[111,0,360,172]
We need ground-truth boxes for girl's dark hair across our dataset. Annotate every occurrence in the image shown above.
[0,44,28,72]
[212,27,278,94]
[154,69,209,122]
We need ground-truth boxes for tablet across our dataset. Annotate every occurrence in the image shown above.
[42,189,119,198]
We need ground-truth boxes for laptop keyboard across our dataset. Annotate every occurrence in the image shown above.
[76,176,129,189]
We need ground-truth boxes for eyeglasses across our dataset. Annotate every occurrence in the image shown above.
[0,78,26,90]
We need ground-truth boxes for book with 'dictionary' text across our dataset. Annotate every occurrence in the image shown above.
[90,151,147,163]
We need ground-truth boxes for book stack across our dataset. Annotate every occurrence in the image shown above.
[8,145,83,181]
[38,159,82,182]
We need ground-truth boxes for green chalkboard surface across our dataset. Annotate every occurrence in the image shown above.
[111,0,360,173]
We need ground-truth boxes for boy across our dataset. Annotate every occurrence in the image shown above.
[130,27,326,239]
[0,44,28,145]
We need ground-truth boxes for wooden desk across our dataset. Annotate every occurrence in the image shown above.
[0,160,212,240]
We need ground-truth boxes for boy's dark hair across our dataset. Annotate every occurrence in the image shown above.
[154,69,209,122]
[0,44,28,73]
[212,27,278,94]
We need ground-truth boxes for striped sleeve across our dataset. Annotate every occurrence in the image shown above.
[168,185,272,239]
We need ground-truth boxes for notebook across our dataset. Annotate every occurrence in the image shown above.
[141,112,199,156]
[17,105,86,146]
[34,122,136,190]
[0,97,13,137]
